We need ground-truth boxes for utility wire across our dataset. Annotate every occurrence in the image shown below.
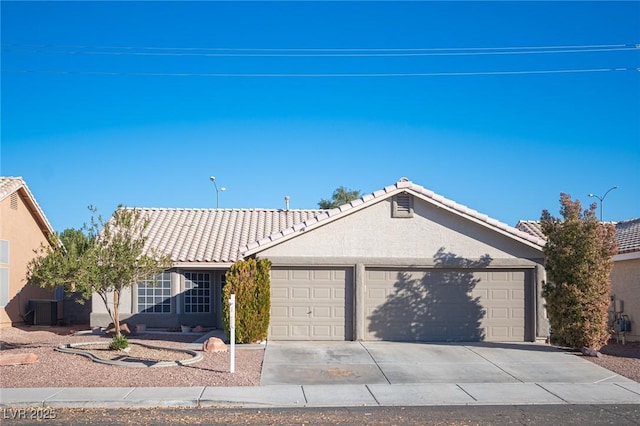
[2,42,637,52]
[3,68,637,78]
[2,45,638,57]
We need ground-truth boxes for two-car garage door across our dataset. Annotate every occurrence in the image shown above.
[364,268,530,342]
[269,267,531,342]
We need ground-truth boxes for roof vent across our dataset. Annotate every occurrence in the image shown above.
[284,196,290,211]
[392,193,414,218]
[398,177,410,182]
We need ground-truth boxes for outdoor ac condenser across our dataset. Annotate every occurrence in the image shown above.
[29,299,58,326]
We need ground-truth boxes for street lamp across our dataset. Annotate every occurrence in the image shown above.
[588,186,618,221]
[209,176,226,208]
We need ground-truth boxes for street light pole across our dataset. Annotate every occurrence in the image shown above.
[588,186,618,221]
[209,176,226,208]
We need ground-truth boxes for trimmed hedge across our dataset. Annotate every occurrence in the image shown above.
[222,258,272,344]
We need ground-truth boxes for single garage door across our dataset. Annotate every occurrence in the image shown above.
[269,267,352,340]
[365,268,531,342]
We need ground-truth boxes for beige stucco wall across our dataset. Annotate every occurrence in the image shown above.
[0,190,55,327]
[257,196,548,341]
[259,198,543,262]
[611,255,640,342]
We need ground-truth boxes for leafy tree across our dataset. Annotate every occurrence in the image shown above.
[540,193,618,350]
[318,186,361,209]
[222,258,272,343]
[27,206,172,341]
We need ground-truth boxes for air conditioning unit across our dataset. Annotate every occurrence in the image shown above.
[29,299,58,326]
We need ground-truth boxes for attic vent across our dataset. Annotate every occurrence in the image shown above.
[10,193,18,210]
[392,193,414,218]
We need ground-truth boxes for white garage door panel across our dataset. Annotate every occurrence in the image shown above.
[365,268,530,342]
[269,267,351,341]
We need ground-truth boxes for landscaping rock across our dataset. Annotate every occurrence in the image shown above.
[105,322,131,335]
[0,353,38,366]
[203,337,227,353]
[581,347,602,357]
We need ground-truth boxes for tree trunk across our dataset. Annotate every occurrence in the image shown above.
[113,290,121,337]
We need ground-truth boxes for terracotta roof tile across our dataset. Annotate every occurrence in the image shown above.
[0,176,56,239]
[133,208,324,264]
[516,218,640,254]
[615,217,640,254]
[240,178,546,256]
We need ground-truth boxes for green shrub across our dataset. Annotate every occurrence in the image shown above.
[108,334,129,350]
[541,194,618,350]
[222,258,272,344]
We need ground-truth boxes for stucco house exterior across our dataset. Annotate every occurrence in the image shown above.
[92,178,549,343]
[517,217,640,342]
[0,177,59,327]
[609,218,640,341]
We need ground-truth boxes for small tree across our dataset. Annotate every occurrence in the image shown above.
[318,186,361,209]
[541,193,618,350]
[222,258,272,343]
[28,206,172,342]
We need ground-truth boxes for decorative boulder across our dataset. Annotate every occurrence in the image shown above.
[203,337,227,353]
[581,347,602,357]
[105,322,131,335]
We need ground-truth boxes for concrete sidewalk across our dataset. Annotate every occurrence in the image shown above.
[2,340,639,409]
[1,381,640,408]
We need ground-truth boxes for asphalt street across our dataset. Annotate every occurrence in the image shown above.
[3,405,640,425]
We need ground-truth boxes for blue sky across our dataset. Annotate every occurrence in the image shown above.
[2,1,639,233]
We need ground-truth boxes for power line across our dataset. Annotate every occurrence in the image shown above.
[3,67,637,78]
[2,42,636,51]
[2,44,637,57]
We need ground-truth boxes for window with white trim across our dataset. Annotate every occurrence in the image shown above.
[0,240,8,264]
[0,268,8,308]
[137,272,172,313]
[184,272,211,313]
[0,240,8,307]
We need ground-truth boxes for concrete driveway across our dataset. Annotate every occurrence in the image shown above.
[260,341,633,386]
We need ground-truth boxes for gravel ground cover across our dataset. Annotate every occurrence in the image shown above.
[582,340,640,382]
[1,325,638,388]
[0,325,263,388]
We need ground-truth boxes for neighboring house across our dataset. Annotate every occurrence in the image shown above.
[610,218,640,342]
[0,177,59,327]
[92,178,549,343]
[516,218,640,342]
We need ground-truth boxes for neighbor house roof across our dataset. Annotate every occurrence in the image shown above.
[241,178,546,257]
[515,217,640,255]
[0,176,56,239]
[614,218,640,254]
[134,208,324,265]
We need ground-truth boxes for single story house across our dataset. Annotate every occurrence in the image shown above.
[610,218,640,341]
[0,177,60,327]
[92,178,549,342]
[517,217,640,342]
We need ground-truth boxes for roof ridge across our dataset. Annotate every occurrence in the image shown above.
[241,178,546,256]
[128,207,325,212]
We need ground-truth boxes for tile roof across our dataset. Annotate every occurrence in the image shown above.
[515,218,640,254]
[241,178,546,257]
[0,176,56,238]
[614,217,640,254]
[136,178,546,264]
[132,208,324,264]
